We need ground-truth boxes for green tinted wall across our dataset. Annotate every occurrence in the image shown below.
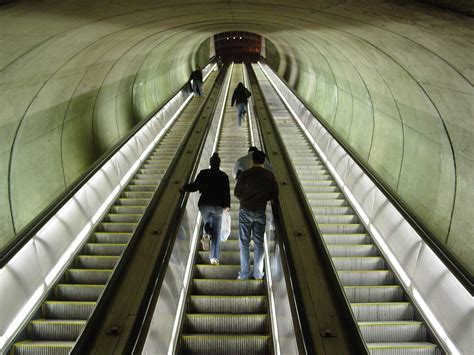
[0,0,472,275]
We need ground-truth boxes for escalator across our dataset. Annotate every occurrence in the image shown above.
[252,64,443,355]
[178,63,272,354]
[9,71,219,355]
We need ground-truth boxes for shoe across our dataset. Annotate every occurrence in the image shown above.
[201,235,210,251]
[210,258,219,265]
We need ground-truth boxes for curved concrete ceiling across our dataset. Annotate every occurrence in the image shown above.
[0,0,472,274]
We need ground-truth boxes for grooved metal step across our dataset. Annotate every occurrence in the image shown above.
[184,314,268,334]
[188,296,267,314]
[13,341,75,355]
[180,335,270,354]
[27,320,86,341]
[359,321,427,342]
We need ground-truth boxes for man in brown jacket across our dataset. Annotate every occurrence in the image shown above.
[234,150,279,279]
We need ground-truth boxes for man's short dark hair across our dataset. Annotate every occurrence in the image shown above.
[248,146,258,153]
[252,150,265,165]
[210,153,220,168]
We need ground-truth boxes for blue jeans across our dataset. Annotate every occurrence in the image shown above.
[238,208,266,279]
[199,205,223,260]
[193,80,203,96]
[236,103,246,126]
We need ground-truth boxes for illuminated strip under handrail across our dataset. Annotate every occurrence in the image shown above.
[0,64,216,352]
[256,61,472,354]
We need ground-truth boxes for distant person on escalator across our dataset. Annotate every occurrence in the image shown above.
[233,146,272,180]
[181,153,230,265]
[231,82,251,127]
[189,65,203,97]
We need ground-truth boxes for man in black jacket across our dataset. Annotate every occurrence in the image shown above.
[183,153,230,264]
[234,150,278,279]
[231,82,251,126]
[189,65,203,96]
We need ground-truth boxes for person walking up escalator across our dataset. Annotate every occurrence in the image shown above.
[231,82,251,127]
[182,153,230,265]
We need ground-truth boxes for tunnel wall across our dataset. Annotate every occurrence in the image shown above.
[0,1,472,276]
[0,26,211,252]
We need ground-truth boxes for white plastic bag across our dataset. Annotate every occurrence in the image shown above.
[220,210,231,241]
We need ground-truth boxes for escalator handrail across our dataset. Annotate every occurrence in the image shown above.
[258,59,473,293]
[0,73,202,269]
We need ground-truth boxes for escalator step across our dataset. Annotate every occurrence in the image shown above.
[323,233,369,244]
[126,185,156,192]
[219,240,251,251]
[333,257,385,270]
[27,320,86,341]
[55,284,104,301]
[309,198,348,206]
[359,321,427,342]
[66,269,113,284]
[105,213,142,223]
[12,341,75,355]
[43,301,95,320]
[319,223,366,234]
[306,192,344,200]
[116,198,149,206]
[98,222,138,233]
[121,191,153,199]
[192,279,265,296]
[344,286,404,302]
[339,270,395,286]
[111,205,147,214]
[314,214,359,224]
[351,302,414,321]
[180,334,270,354]
[75,255,120,269]
[188,295,267,314]
[194,265,245,279]
[93,232,132,244]
[366,342,441,355]
[328,244,379,257]
[196,251,251,264]
[312,206,353,214]
[184,314,268,334]
[83,243,127,256]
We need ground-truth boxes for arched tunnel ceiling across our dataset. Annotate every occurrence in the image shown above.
[0,0,472,274]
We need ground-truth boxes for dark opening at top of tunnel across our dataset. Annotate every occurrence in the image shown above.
[214,31,262,63]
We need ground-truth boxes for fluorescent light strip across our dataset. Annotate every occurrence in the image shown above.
[258,61,458,353]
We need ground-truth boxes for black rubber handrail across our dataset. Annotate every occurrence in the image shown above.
[259,59,473,293]
[0,78,196,268]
